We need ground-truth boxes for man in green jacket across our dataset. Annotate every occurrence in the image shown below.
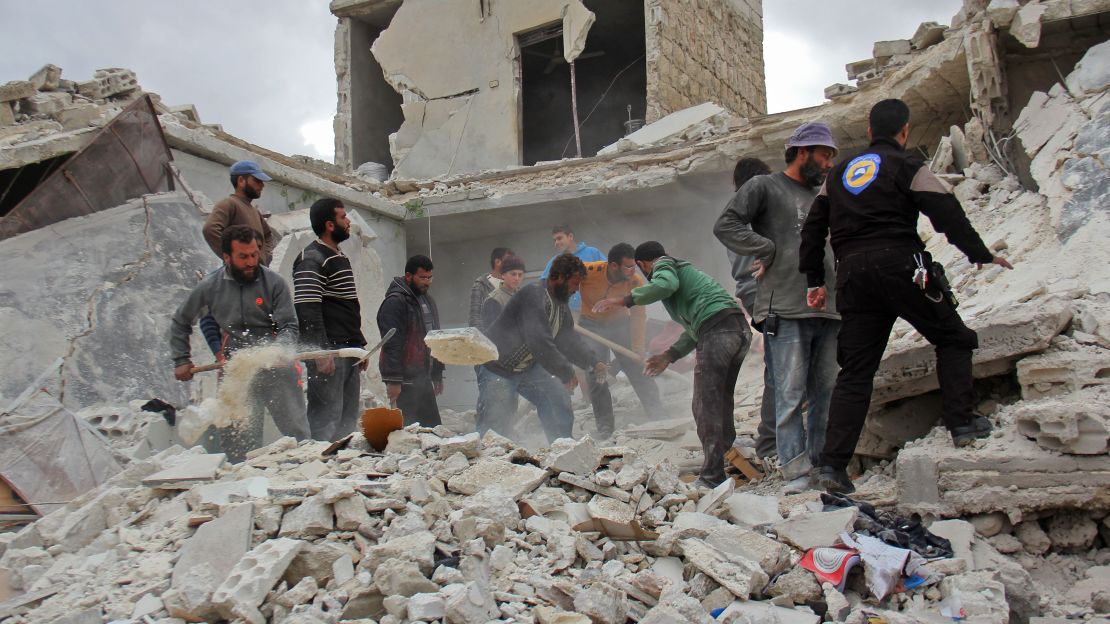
[594,241,751,487]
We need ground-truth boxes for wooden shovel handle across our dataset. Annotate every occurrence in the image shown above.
[189,362,225,375]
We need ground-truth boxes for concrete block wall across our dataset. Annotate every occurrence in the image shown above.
[645,0,766,123]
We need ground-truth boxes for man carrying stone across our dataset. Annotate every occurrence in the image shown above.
[577,243,664,438]
[169,225,309,461]
[376,254,444,427]
[480,254,607,442]
[540,224,605,314]
[469,247,513,328]
[293,198,367,441]
[594,242,749,488]
[714,123,841,494]
[800,99,1014,494]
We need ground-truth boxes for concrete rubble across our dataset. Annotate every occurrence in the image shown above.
[1,0,1109,622]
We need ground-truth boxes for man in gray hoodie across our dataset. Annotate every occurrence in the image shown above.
[170,225,309,460]
[713,122,840,493]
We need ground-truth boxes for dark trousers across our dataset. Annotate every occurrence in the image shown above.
[691,313,751,483]
[821,248,979,469]
[222,363,309,462]
[580,317,664,436]
[306,358,362,441]
[397,375,441,427]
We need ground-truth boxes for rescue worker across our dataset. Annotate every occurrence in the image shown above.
[799,99,1014,494]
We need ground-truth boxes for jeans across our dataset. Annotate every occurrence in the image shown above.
[821,248,979,470]
[222,363,309,462]
[477,365,574,442]
[767,317,839,480]
[306,358,362,441]
[396,374,441,427]
[691,313,750,484]
[580,317,664,435]
[754,340,777,458]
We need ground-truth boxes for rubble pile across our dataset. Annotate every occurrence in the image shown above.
[0,423,1092,624]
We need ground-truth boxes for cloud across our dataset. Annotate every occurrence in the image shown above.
[300,119,335,160]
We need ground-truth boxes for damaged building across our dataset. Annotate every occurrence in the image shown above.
[0,0,1109,622]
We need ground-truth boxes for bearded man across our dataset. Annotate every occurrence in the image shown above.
[713,121,841,494]
[169,225,309,461]
[478,254,608,442]
[294,198,367,441]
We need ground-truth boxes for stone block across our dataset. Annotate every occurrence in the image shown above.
[1011,2,1047,48]
[0,102,13,127]
[1045,511,1098,551]
[911,21,946,50]
[165,503,253,620]
[423,328,498,365]
[408,592,446,620]
[77,68,138,99]
[276,576,317,608]
[896,428,1110,518]
[438,432,481,458]
[447,458,548,500]
[1015,520,1052,555]
[845,59,874,80]
[1066,40,1110,96]
[284,541,347,586]
[718,599,820,623]
[824,83,858,99]
[142,453,225,489]
[873,39,911,58]
[1016,346,1110,401]
[768,565,822,604]
[987,0,1020,28]
[772,507,858,552]
[704,524,791,577]
[373,558,438,596]
[210,537,303,624]
[278,495,334,537]
[0,81,35,103]
[334,494,371,530]
[573,582,629,624]
[543,436,602,475]
[28,65,62,91]
[54,102,102,131]
[679,537,768,598]
[361,530,436,574]
[1013,388,1109,455]
[443,581,499,624]
[695,478,734,515]
[20,92,72,116]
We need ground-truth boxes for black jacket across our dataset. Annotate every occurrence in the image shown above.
[483,282,599,382]
[799,136,993,288]
[376,277,443,384]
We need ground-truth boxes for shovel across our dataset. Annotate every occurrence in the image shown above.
[188,328,396,375]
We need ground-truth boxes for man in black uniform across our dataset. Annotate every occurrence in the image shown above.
[799,99,1014,494]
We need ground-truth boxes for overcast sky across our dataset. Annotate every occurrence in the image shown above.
[1,1,963,163]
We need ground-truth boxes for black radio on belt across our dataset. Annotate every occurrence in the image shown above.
[764,291,778,336]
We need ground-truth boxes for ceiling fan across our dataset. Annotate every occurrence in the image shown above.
[524,46,606,74]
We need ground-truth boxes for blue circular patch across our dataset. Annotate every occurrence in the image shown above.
[843,153,882,195]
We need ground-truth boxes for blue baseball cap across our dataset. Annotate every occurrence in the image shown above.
[786,122,838,155]
[229,160,272,181]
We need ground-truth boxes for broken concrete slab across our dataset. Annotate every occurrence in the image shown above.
[573,582,629,624]
[408,591,447,620]
[210,537,303,624]
[1013,387,1109,454]
[423,328,498,365]
[141,453,225,489]
[1011,1,1048,48]
[621,418,691,440]
[443,581,500,624]
[679,537,769,599]
[911,22,947,50]
[704,524,792,578]
[361,530,436,575]
[723,492,783,528]
[188,477,270,508]
[773,507,858,552]
[447,458,548,500]
[1066,39,1110,96]
[543,436,602,475]
[372,557,439,597]
[695,478,735,514]
[333,493,371,530]
[278,495,334,538]
[872,297,1072,406]
[599,103,731,156]
[0,81,36,103]
[1016,345,1110,401]
[165,503,253,620]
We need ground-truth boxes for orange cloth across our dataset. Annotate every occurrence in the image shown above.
[578,261,647,353]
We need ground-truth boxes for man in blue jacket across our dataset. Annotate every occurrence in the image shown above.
[540,224,605,313]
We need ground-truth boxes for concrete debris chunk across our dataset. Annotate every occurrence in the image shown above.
[443,581,500,624]
[543,435,602,475]
[210,537,303,624]
[773,507,858,552]
[373,558,439,596]
[573,582,629,624]
[679,537,768,599]
[598,103,731,156]
[0,81,37,103]
[141,453,226,489]
[164,503,253,620]
[278,495,334,537]
[407,591,447,620]
[1013,387,1109,454]
[423,327,498,365]
[910,22,947,50]
[448,458,548,500]
[723,492,783,528]
[1016,346,1110,400]
[694,478,734,514]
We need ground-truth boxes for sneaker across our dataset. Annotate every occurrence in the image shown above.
[813,466,855,494]
[782,475,811,495]
[951,415,993,447]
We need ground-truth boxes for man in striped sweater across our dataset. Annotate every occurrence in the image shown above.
[293,198,367,441]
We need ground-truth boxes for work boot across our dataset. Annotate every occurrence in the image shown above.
[813,466,855,494]
[951,415,993,447]
[694,474,727,490]
[782,475,811,495]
